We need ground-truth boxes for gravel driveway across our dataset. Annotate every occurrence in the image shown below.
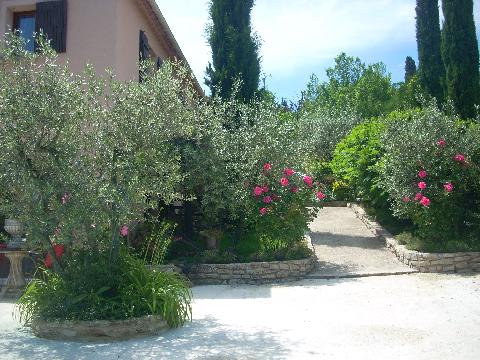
[1,273,479,360]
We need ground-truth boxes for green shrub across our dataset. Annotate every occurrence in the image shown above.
[298,107,361,160]
[330,118,386,203]
[379,102,480,242]
[16,249,192,327]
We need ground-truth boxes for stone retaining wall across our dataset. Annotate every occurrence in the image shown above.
[180,235,317,285]
[32,315,169,341]
[349,203,480,273]
[183,257,316,285]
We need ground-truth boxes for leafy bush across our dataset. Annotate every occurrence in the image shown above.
[379,103,480,243]
[298,106,361,160]
[0,33,197,262]
[247,163,324,246]
[16,249,192,327]
[330,118,386,203]
[303,53,395,119]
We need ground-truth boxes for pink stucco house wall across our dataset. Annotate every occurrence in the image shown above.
[0,0,202,92]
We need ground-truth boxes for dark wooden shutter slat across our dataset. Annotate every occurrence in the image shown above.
[36,0,67,53]
[139,30,150,61]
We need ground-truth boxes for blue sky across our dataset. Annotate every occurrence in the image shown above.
[159,0,480,102]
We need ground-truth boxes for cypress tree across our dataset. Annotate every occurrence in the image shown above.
[404,56,417,83]
[415,0,445,102]
[205,0,260,102]
[441,0,480,119]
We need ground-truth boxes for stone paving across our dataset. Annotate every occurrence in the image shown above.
[1,273,480,359]
[308,207,417,278]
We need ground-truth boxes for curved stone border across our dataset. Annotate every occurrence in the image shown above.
[31,315,169,341]
[349,203,480,273]
[180,236,317,285]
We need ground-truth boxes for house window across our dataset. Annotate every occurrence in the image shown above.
[13,11,36,52]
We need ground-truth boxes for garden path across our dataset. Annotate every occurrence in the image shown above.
[307,206,416,278]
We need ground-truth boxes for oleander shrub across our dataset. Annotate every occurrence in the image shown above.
[379,103,480,243]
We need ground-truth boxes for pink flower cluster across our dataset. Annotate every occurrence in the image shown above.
[255,163,326,215]
[402,139,466,209]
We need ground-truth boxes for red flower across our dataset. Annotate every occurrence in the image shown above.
[444,182,454,193]
[303,176,313,187]
[263,163,272,171]
[437,138,446,148]
[44,253,53,268]
[402,196,410,203]
[418,182,427,190]
[420,196,431,207]
[120,225,129,237]
[53,244,65,258]
[259,207,268,215]
[454,154,466,163]
[254,186,263,196]
[316,191,326,200]
[262,185,269,193]
[291,186,299,193]
[418,170,427,179]
[414,193,423,201]
[263,196,272,204]
[284,168,295,177]
[280,177,289,187]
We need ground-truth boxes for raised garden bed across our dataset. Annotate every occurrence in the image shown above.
[169,235,317,285]
[349,203,480,273]
[31,315,169,341]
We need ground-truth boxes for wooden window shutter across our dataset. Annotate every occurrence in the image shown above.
[139,30,150,61]
[35,0,67,53]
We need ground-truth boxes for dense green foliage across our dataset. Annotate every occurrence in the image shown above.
[0,34,197,264]
[415,0,445,103]
[16,249,192,326]
[330,119,386,204]
[380,103,480,243]
[441,0,480,119]
[205,0,260,102]
[404,56,417,83]
[304,53,394,119]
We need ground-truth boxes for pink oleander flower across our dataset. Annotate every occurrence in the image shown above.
[437,138,446,148]
[120,225,129,237]
[316,191,326,200]
[263,163,272,171]
[263,196,272,204]
[259,207,268,215]
[418,170,427,179]
[303,175,313,187]
[415,193,423,201]
[420,196,431,207]
[291,186,299,193]
[284,168,295,177]
[262,185,269,193]
[418,182,427,190]
[280,177,289,187]
[444,182,454,193]
[454,154,466,163]
[402,196,410,203]
[254,186,263,196]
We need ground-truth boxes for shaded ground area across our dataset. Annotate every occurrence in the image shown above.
[308,207,416,278]
[1,273,479,359]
